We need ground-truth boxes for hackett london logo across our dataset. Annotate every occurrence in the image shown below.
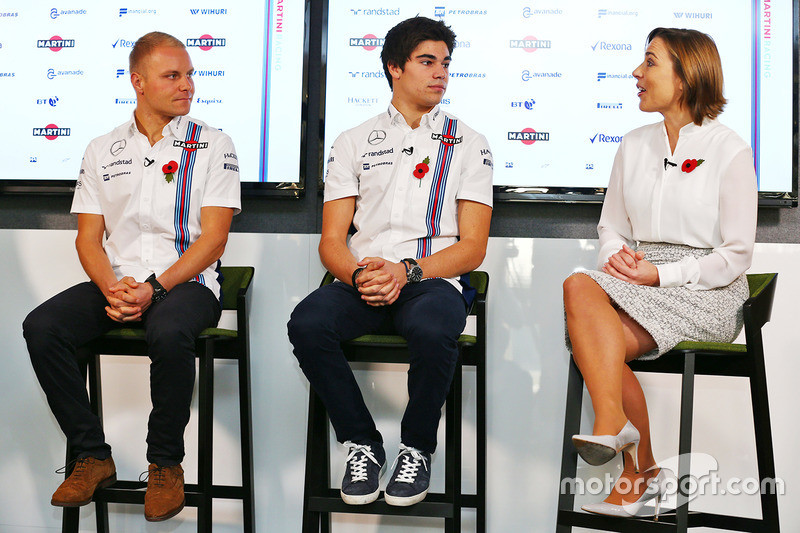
[33,124,71,140]
[186,35,226,50]
[37,36,76,52]
[350,35,384,50]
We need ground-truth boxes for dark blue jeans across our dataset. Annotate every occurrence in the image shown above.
[288,279,467,454]
[24,281,221,466]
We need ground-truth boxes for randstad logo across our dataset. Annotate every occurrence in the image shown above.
[37,36,76,52]
[510,37,551,52]
[186,35,226,50]
[349,35,384,51]
[33,124,71,140]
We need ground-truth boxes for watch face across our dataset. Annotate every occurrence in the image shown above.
[408,265,423,283]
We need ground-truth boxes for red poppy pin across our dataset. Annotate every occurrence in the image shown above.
[413,157,430,186]
[162,161,178,183]
[681,158,705,173]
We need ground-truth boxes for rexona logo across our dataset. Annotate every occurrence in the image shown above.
[590,41,632,52]
[510,36,551,52]
[186,35,226,51]
[38,36,76,52]
[33,124,70,140]
[589,133,623,144]
[350,35,384,51]
[508,128,550,145]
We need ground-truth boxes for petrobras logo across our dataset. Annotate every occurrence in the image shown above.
[347,71,385,79]
[111,38,135,49]
[350,35,384,51]
[521,70,562,81]
[348,96,380,106]
[450,71,486,79]
[510,36,552,52]
[194,70,225,77]
[446,9,487,15]
[0,72,14,78]
[511,98,536,110]
[50,8,87,19]
[119,7,156,16]
[589,132,623,144]
[186,35,226,50]
[597,72,635,81]
[33,124,70,140]
[434,6,445,18]
[349,7,400,15]
[47,68,84,79]
[508,128,550,145]
[590,41,632,52]
[597,9,638,18]
[597,102,623,109]
[522,7,563,18]
[114,97,136,105]
[36,96,59,107]
[38,36,76,52]
[0,11,19,17]
[674,11,713,19]
[189,8,229,15]
[196,97,223,105]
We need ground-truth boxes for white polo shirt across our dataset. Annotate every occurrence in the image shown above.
[325,105,493,289]
[71,114,241,300]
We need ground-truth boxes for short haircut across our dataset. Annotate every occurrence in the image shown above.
[129,32,185,74]
[380,16,456,89]
[646,27,726,125]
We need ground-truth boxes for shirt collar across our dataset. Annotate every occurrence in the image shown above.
[124,113,186,139]
[387,104,443,130]
[661,117,715,139]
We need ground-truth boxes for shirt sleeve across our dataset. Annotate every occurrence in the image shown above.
[596,142,635,268]
[70,142,103,215]
[656,148,757,289]
[202,131,242,214]
[456,132,493,208]
[323,132,360,202]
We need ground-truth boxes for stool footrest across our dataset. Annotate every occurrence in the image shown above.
[93,481,247,505]
[307,490,479,518]
[558,508,770,532]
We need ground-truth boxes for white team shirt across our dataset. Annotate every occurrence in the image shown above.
[598,118,757,290]
[324,104,493,289]
[71,114,241,300]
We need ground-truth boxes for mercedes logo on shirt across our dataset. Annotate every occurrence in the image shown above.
[368,130,387,145]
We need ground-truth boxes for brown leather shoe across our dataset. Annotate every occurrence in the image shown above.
[51,456,117,507]
[144,463,185,521]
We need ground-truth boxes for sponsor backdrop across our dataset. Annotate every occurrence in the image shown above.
[324,0,794,193]
[0,0,304,184]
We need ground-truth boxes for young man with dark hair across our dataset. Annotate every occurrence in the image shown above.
[288,16,492,507]
[23,31,240,522]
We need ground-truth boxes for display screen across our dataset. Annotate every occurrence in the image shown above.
[323,0,798,205]
[0,0,307,196]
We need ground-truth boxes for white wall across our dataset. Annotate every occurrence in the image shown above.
[1,229,796,532]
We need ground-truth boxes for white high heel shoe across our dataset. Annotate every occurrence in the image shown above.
[572,420,641,471]
[581,468,667,519]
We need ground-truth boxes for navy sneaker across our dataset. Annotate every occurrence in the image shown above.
[384,444,431,506]
[340,440,385,505]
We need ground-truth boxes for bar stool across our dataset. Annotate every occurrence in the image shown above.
[301,271,488,533]
[556,273,780,532]
[61,266,255,533]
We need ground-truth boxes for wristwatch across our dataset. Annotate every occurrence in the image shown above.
[402,258,423,284]
[351,267,365,288]
[146,274,168,302]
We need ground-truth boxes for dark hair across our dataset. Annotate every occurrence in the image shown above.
[380,16,456,89]
[646,27,726,125]
[129,31,185,73]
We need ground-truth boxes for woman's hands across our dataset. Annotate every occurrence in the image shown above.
[602,244,660,286]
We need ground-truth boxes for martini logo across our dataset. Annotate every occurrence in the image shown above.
[38,36,76,52]
[186,35,226,51]
[173,140,209,151]
[349,35,384,50]
[510,36,551,52]
[33,124,70,140]
[508,128,550,145]
[431,133,463,145]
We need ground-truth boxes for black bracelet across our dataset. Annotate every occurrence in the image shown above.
[351,267,365,287]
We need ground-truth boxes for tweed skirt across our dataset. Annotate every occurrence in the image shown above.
[570,242,749,361]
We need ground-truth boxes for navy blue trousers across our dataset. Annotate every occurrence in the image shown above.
[288,279,467,454]
[24,281,221,466]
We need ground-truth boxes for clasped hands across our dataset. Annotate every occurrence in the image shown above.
[104,276,154,322]
[353,257,408,307]
[602,244,660,286]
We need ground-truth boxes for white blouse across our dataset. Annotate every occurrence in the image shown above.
[597,119,757,290]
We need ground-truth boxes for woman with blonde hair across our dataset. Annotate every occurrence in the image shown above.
[563,27,757,518]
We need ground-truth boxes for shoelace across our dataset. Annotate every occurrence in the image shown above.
[138,465,167,487]
[390,444,428,484]
[343,441,380,483]
[55,457,90,477]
